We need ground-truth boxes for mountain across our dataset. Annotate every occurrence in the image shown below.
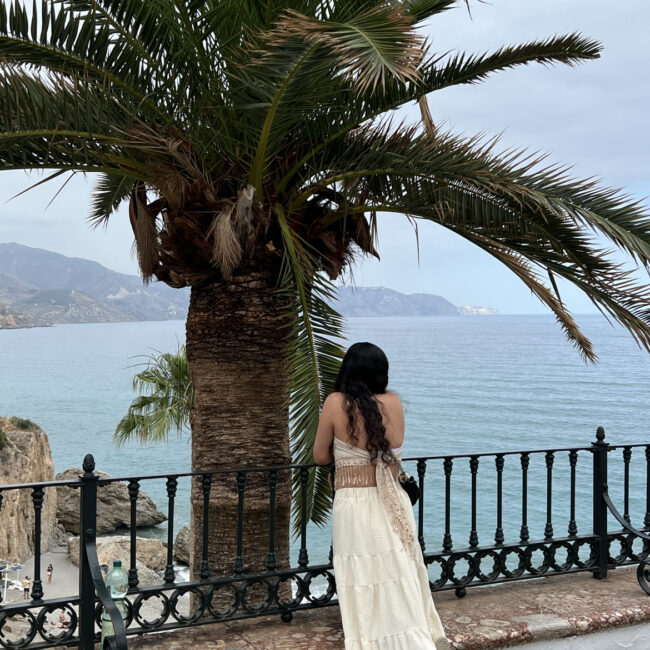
[336,286,460,317]
[0,243,189,323]
[11,289,131,324]
[0,243,491,326]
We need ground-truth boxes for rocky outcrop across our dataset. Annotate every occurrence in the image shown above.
[68,535,165,586]
[49,522,70,549]
[55,469,166,534]
[0,418,58,562]
[174,526,190,565]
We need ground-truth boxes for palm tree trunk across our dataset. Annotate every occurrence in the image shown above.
[186,270,291,585]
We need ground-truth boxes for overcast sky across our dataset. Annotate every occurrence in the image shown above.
[1,0,648,314]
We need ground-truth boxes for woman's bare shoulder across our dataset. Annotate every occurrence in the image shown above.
[378,391,403,409]
[324,392,346,411]
[325,391,346,403]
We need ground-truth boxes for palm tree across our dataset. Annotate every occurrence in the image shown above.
[1,0,649,579]
[114,345,192,447]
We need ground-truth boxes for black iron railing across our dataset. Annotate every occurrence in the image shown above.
[0,427,649,649]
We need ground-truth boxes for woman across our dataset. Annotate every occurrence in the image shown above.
[314,342,448,649]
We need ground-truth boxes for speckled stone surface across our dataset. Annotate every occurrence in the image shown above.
[128,566,650,649]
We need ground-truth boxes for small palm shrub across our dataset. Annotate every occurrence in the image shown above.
[0,428,7,450]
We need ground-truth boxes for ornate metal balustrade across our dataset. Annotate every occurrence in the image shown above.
[0,427,649,649]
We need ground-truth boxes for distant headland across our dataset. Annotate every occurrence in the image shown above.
[0,243,497,328]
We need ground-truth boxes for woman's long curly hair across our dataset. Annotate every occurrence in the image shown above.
[334,342,393,464]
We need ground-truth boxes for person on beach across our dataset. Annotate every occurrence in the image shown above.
[47,563,53,584]
[314,342,448,649]
[22,576,30,599]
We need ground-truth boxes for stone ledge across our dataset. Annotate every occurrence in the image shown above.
[128,565,650,649]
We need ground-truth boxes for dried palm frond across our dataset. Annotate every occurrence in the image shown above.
[418,95,437,139]
[268,7,424,94]
[233,184,257,254]
[129,182,159,281]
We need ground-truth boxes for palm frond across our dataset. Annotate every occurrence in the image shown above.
[89,172,135,226]
[275,32,601,197]
[403,0,458,21]
[276,205,345,534]
[272,6,424,94]
[421,32,601,92]
[295,125,650,359]
[0,65,143,173]
[114,345,192,447]
[0,0,171,119]
[62,0,210,99]
[244,2,428,191]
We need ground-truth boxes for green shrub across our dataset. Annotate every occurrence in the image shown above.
[13,417,36,430]
[0,428,7,451]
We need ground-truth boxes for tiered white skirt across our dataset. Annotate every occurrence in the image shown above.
[332,486,447,649]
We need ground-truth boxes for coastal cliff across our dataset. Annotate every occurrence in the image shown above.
[0,418,58,562]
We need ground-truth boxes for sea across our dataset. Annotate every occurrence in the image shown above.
[1,314,649,573]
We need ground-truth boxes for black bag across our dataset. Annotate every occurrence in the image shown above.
[399,469,419,505]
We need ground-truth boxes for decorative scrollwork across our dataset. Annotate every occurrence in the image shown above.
[169,587,206,624]
[241,579,274,614]
[274,575,305,609]
[637,562,650,595]
[524,543,552,575]
[608,533,630,565]
[132,592,170,629]
[206,584,239,620]
[601,485,650,595]
[499,547,526,578]
[625,534,650,564]
[303,571,336,605]
[474,549,501,582]
[0,609,38,649]
[548,541,574,572]
[447,552,474,586]
[35,604,77,644]
[572,538,597,569]
[425,556,449,591]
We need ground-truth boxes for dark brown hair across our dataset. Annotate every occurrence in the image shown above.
[333,342,393,464]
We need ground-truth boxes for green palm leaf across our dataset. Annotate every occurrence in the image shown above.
[89,172,135,225]
[277,206,345,533]
[299,126,650,358]
[114,344,192,447]
[274,33,601,198]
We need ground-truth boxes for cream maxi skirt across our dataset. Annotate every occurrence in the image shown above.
[332,485,447,649]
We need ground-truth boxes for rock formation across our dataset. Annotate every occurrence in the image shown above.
[0,418,58,562]
[55,469,166,534]
[174,526,190,565]
[68,535,165,586]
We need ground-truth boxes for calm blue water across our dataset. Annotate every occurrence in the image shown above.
[1,315,649,567]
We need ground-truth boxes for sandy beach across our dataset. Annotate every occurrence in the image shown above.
[2,541,189,639]
[2,545,79,604]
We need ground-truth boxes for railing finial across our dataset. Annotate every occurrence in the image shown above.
[596,426,606,442]
[82,454,96,475]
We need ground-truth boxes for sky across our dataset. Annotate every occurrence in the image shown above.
[0,0,648,314]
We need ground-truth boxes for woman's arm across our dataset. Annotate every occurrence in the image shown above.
[313,394,338,465]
